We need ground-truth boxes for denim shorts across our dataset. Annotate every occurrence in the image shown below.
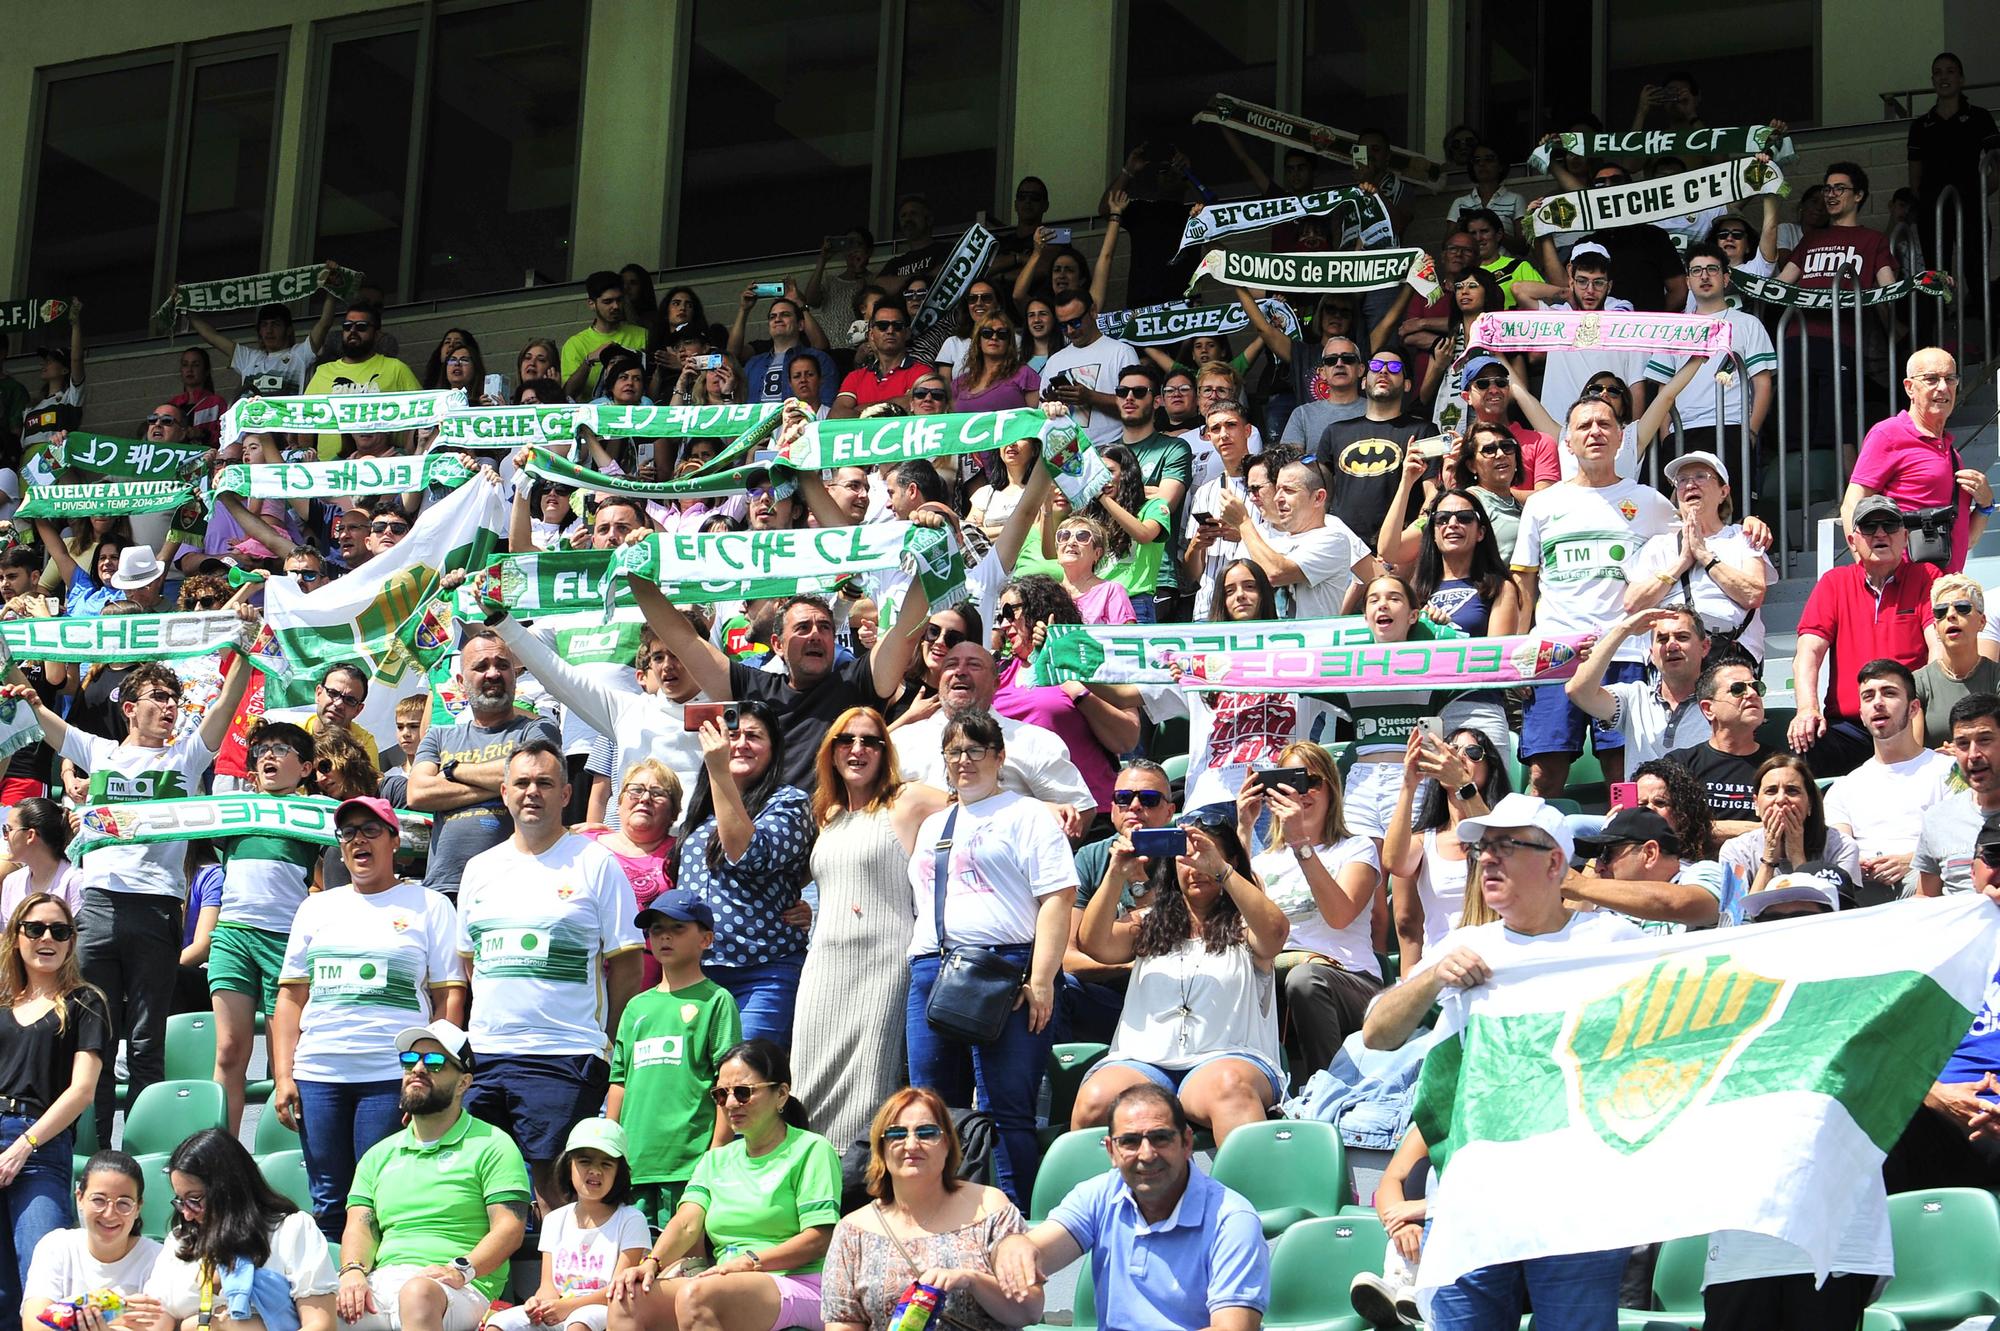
[1520,659,1644,760]
[1094,1050,1285,1104]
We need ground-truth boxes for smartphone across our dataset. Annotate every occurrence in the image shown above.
[1609,781,1638,811]
[1046,226,1074,246]
[686,353,728,372]
[483,373,505,402]
[1409,435,1451,460]
[1130,828,1187,860]
[1417,717,1444,743]
[1256,766,1314,793]
[750,282,786,298]
[684,702,740,732]
[1192,511,1216,526]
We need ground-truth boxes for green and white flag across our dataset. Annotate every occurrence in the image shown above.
[911,223,997,344]
[1526,159,1788,239]
[153,263,364,334]
[1733,269,1955,310]
[51,432,210,482]
[71,794,430,860]
[1096,296,1298,347]
[1177,187,1390,254]
[608,521,962,617]
[216,453,470,499]
[1189,247,1440,299]
[768,410,1044,472]
[18,481,195,520]
[0,297,69,336]
[1409,896,2000,1314]
[261,474,505,747]
[0,610,252,665]
[221,388,466,447]
[1526,124,1795,173]
[0,698,43,764]
[1033,617,1380,685]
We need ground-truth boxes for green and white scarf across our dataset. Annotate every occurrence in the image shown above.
[70,794,431,861]
[0,697,42,764]
[1526,125,1795,174]
[1191,93,1445,187]
[769,410,1043,472]
[911,223,997,343]
[1177,187,1391,255]
[48,432,210,483]
[18,482,196,520]
[464,549,636,618]
[0,297,70,336]
[0,610,254,666]
[1096,297,1299,346]
[607,521,963,616]
[216,453,470,499]
[1525,159,1788,239]
[431,401,780,449]
[1039,419,1112,508]
[152,263,364,334]
[518,448,772,501]
[1188,247,1440,298]
[221,388,466,447]
[1733,269,1955,309]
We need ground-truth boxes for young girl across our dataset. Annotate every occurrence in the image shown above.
[493,1119,650,1331]
[21,1150,166,1330]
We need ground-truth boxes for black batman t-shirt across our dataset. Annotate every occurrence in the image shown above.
[1312,412,1428,553]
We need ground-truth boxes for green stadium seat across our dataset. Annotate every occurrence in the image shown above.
[1028,1127,1112,1224]
[122,1080,226,1158]
[1264,1214,1389,1330]
[253,1105,302,1157]
[1616,1232,1709,1328]
[258,1148,314,1212]
[1045,1043,1108,1131]
[1210,1119,1349,1237]
[163,1012,217,1083]
[134,1151,175,1240]
[1876,1187,2000,1329]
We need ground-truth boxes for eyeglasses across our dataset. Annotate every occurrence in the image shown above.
[978,329,1010,342]
[249,741,298,763]
[1911,372,1961,389]
[1470,376,1509,393]
[1109,1128,1181,1152]
[1713,229,1750,240]
[1055,527,1098,544]
[882,1124,946,1143]
[966,291,998,305]
[1443,244,1475,255]
[871,320,909,332]
[444,355,473,368]
[1821,182,1857,195]
[83,1194,138,1217]
[319,682,364,709]
[622,784,674,804]
[1723,678,1768,698]
[340,320,375,332]
[170,1192,206,1215]
[143,413,179,427]
[709,1082,777,1106]
[943,745,993,763]
[911,387,948,401]
[1162,383,1193,395]
[923,623,968,649]
[1854,518,1901,536]
[1367,357,1404,374]
[1111,788,1167,808]
[1934,600,1979,619]
[833,733,887,751]
[19,921,74,941]
[335,821,394,843]
[1113,385,1153,398]
[399,1050,455,1072]
[1320,352,1362,366]
[1461,835,1557,859]
[371,521,411,536]
[1572,277,1611,291]
[1685,263,1726,277]
[1432,508,1481,527]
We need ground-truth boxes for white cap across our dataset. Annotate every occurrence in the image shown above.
[1568,241,1613,264]
[1663,450,1730,490]
[1456,792,1574,859]
[1740,867,1845,920]
[395,1018,474,1069]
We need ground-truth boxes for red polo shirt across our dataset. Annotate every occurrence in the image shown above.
[836,358,932,410]
[1796,557,1940,720]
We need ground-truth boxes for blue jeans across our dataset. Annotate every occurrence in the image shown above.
[1130,593,1157,624]
[906,945,1049,1208]
[0,1113,73,1311]
[706,954,806,1048]
[296,1078,403,1240]
[1427,1248,1629,1331]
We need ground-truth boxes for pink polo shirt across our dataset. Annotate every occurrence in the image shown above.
[1850,410,1966,571]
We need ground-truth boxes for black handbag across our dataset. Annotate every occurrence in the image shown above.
[1905,440,1963,569]
[922,806,1026,1045]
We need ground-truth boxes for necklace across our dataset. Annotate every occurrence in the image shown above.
[1173,940,1199,1052]
[1939,654,1979,683]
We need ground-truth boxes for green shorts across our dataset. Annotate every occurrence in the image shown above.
[630,1180,688,1231]
[206,923,290,1014]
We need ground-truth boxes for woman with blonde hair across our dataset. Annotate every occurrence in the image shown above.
[952,318,1039,415]
[0,893,110,1308]
[583,758,683,990]
[1238,739,1385,1079]
[821,1087,1036,1331]
[793,710,948,1148]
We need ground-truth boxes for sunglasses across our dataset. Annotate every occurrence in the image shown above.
[1111,788,1167,808]
[833,733,887,751]
[371,521,411,536]
[996,604,1024,623]
[1055,527,1098,544]
[340,320,376,332]
[1113,385,1153,399]
[709,1082,777,1106]
[399,1050,456,1071]
[1432,508,1481,527]
[19,920,74,941]
[1935,600,1980,619]
[1058,316,1089,333]
[910,388,948,401]
[978,329,1010,341]
[1978,845,2000,869]
[1367,357,1404,374]
[882,1124,946,1143]
[1582,382,1631,399]
[1320,352,1362,366]
[1476,441,1518,457]
[1453,742,1487,761]
[1109,1128,1181,1152]
[1854,518,1901,536]
[335,821,394,843]
[924,624,969,649]
[1470,376,1508,392]
[144,413,179,427]
[1713,229,1750,240]
[171,1192,206,1214]
[1724,679,1769,698]
[871,320,908,332]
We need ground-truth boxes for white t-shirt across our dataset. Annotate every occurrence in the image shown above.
[1448,187,1527,232]
[934,334,971,374]
[1641,308,1777,429]
[62,729,219,897]
[540,1201,651,1296]
[1535,298,1642,433]
[281,880,463,1082]
[147,1210,336,1317]
[1622,525,1776,661]
[1265,518,1368,620]
[895,712,1094,814]
[1148,687,1341,811]
[1824,748,1959,859]
[1040,336,1139,446]
[0,861,80,924]
[457,834,644,1059]
[24,1230,162,1302]
[1704,1186,1892,1286]
[1512,477,1676,663]
[1255,835,1382,972]
[231,336,321,392]
[1415,830,1468,948]
[1401,911,1645,988]
[1185,474,1272,621]
[907,790,1074,954]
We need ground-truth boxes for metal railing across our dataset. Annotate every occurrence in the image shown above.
[1712,348,1755,514]
[1879,81,2000,119]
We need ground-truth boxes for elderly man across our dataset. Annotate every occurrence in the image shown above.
[994,1084,1269,1331]
[1842,348,1988,573]
[337,1018,528,1331]
[1791,495,1941,777]
[894,639,1093,823]
[1363,793,1642,1327]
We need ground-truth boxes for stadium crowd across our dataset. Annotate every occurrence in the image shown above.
[1,50,1999,1331]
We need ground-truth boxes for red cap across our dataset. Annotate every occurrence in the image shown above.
[335,796,398,831]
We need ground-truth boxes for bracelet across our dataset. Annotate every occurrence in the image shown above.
[339,1262,369,1276]
[744,1251,764,1270]
[23,1130,38,1149]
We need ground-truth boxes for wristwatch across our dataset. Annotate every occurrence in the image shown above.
[450,1256,477,1284]
[1454,781,1479,803]
[441,759,460,782]
[1290,842,1314,862]
[1703,555,1721,573]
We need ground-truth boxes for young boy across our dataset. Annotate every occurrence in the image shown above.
[607,889,742,1227]
[376,695,429,809]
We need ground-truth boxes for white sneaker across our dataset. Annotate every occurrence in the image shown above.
[1394,1288,1421,1325]
[1350,1272,1404,1328]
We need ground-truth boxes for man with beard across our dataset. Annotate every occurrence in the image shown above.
[1060,760,1177,1043]
[409,628,561,900]
[456,740,641,1212]
[338,1019,529,1331]
[1915,694,2000,897]
[303,300,420,459]
[1313,344,1428,555]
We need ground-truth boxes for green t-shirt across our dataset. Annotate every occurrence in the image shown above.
[1105,496,1174,596]
[304,353,423,459]
[1125,430,1196,592]
[348,1112,531,1301]
[560,324,648,385]
[684,1125,843,1273]
[609,979,742,1184]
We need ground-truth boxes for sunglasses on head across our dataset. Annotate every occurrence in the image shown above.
[1934,600,1979,619]
[19,920,74,942]
[1111,788,1167,808]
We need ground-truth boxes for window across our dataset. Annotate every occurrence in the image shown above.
[678,0,881,267]
[176,55,283,303]
[896,0,1006,229]
[310,0,584,301]
[1121,0,1278,201]
[1299,3,1413,146]
[1605,0,1816,130]
[1471,0,1595,166]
